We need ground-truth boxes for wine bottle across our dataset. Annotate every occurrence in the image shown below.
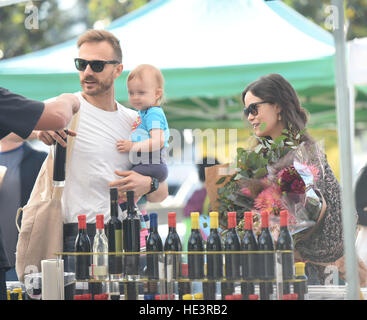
[293,262,308,300]
[276,210,295,294]
[164,212,182,279]
[53,131,67,187]
[91,214,108,296]
[146,213,163,280]
[204,211,223,300]
[187,212,204,280]
[241,211,258,299]
[258,210,275,300]
[164,212,182,299]
[123,190,141,277]
[224,212,241,280]
[107,188,123,299]
[75,214,91,280]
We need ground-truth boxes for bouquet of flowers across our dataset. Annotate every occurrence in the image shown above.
[212,127,325,242]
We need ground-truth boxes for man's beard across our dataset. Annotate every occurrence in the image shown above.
[81,76,114,96]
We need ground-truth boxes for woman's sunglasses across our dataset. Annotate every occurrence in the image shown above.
[243,101,270,117]
[74,58,120,73]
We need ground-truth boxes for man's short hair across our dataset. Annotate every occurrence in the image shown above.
[77,29,122,63]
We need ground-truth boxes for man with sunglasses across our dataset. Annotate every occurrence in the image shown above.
[36,29,168,274]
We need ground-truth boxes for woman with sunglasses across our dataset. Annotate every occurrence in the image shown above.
[242,73,344,285]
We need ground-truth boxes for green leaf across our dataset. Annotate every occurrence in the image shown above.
[216,177,226,185]
[254,167,268,179]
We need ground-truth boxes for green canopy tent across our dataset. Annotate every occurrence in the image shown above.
[0,0,352,129]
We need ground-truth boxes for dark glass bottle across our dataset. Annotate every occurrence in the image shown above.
[74,214,91,280]
[146,213,163,279]
[107,188,123,275]
[187,212,204,280]
[258,210,275,300]
[241,211,258,299]
[206,211,223,280]
[164,212,182,280]
[123,190,141,276]
[204,211,223,300]
[53,131,67,187]
[276,210,295,294]
[222,212,240,298]
[293,262,308,300]
[224,211,241,280]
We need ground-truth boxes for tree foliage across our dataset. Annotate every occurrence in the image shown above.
[0,0,366,60]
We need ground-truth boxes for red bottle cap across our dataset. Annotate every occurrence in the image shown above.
[291,293,298,300]
[283,294,290,300]
[260,210,269,228]
[78,214,87,229]
[280,210,288,227]
[74,294,84,300]
[227,212,237,229]
[181,263,188,277]
[244,211,253,230]
[96,214,104,230]
[248,294,259,300]
[168,212,176,228]
[225,295,234,300]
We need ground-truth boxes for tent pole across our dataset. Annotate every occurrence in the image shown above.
[332,0,359,299]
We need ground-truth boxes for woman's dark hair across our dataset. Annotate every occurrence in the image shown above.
[242,73,311,142]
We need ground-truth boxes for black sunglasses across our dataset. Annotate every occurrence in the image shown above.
[74,58,120,72]
[243,101,270,117]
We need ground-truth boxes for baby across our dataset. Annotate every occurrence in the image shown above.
[117,64,169,184]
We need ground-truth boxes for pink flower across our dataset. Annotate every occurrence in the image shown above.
[254,185,285,215]
[241,187,252,198]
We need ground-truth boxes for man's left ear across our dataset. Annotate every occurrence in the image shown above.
[114,63,123,79]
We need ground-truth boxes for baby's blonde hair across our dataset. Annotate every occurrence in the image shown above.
[127,64,165,104]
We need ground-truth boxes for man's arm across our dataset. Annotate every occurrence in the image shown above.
[34,93,80,131]
[109,170,168,202]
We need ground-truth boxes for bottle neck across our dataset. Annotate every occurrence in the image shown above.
[244,212,253,230]
[261,212,269,229]
[227,212,236,229]
[110,200,118,218]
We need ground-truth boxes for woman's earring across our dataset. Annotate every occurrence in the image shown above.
[278,113,282,121]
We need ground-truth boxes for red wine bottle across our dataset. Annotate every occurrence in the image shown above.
[75,214,91,280]
[276,210,295,294]
[258,210,275,300]
[123,190,141,276]
[107,188,123,275]
[204,211,222,300]
[224,212,241,280]
[164,212,182,280]
[241,211,258,299]
[187,212,204,280]
[146,213,163,280]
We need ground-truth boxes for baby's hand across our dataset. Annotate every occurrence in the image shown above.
[116,139,134,152]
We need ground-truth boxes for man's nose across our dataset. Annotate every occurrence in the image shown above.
[84,63,95,75]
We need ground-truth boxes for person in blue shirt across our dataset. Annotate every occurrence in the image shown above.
[116,64,169,183]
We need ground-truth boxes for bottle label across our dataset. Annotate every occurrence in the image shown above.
[115,229,122,252]
[90,265,108,277]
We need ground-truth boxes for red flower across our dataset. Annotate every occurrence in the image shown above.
[290,178,306,194]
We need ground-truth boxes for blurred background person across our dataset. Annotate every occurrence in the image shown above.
[0,134,47,281]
